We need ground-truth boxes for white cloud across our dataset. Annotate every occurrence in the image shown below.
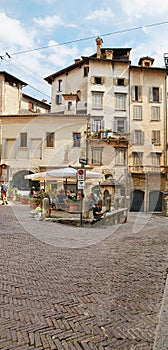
[85,8,114,22]
[47,40,79,68]
[120,0,168,19]
[33,15,64,31]
[0,12,33,49]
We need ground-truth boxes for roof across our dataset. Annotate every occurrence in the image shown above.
[22,93,51,107]
[138,56,154,65]
[130,65,166,72]
[44,47,132,84]
[0,71,27,86]
[44,59,85,84]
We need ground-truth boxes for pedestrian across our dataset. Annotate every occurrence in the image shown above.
[1,182,8,205]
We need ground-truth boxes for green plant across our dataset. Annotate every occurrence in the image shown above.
[8,187,18,196]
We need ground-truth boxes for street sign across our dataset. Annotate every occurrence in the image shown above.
[78,180,85,189]
[77,168,85,181]
[79,158,87,165]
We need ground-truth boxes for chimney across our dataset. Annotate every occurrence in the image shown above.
[96,37,103,58]
[74,58,81,64]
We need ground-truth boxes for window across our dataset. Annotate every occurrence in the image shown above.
[151,153,161,166]
[113,119,127,133]
[149,87,162,103]
[133,106,142,120]
[84,66,89,77]
[92,147,103,165]
[46,132,54,147]
[56,94,62,104]
[133,152,143,165]
[131,85,142,102]
[58,80,62,92]
[151,106,160,120]
[90,119,104,133]
[115,148,126,165]
[133,130,144,145]
[73,133,81,147]
[20,133,27,147]
[152,130,160,145]
[153,87,159,102]
[68,102,72,111]
[91,76,104,85]
[92,92,103,110]
[115,93,126,110]
[28,102,37,112]
[113,78,128,86]
[117,78,125,86]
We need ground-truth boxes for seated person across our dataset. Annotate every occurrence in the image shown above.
[57,189,69,209]
[93,201,106,220]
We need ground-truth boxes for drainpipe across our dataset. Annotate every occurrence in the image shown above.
[0,119,2,164]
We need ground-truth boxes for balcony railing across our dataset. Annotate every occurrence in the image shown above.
[129,165,166,174]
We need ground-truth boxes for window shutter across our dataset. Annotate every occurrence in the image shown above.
[132,131,135,144]
[90,76,95,84]
[113,120,117,132]
[131,86,135,101]
[101,119,105,130]
[159,88,162,102]
[124,78,128,86]
[90,119,94,132]
[138,85,142,102]
[141,131,144,144]
[113,78,118,86]
[149,87,153,102]
[124,120,128,133]
[101,77,105,84]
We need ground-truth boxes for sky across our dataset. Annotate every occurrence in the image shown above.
[0,0,168,103]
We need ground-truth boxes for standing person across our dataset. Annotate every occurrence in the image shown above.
[1,182,8,205]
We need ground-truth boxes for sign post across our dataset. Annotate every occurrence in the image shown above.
[77,167,85,226]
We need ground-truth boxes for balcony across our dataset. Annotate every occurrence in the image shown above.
[86,131,129,147]
[129,165,166,174]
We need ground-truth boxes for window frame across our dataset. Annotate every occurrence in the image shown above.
[151,130,160,145]
[133,152,143,166]
[46,132,54,148]
[56,94,62,105]
[20,132,27,147]
[151,106,160,121]
[133,130,144,145]
[133,105,142,120]
[92,92,103,110]
[115,93,126,111]
[151,152,161,166]
[58,79,62,92]
[91,147,103,165]
[115,148,126,165]
[73,132,81,147]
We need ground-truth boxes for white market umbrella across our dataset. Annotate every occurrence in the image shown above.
[25,171,49,181]
[46,167,104,179]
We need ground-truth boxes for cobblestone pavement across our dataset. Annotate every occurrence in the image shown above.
[1,203,168,349]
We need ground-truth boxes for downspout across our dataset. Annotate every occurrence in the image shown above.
[0,119,2,164]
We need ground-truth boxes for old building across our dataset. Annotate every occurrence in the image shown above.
[0,71,51,115]
[45,37,168,212]
[0,39,167,212]
[129,57,167,212]
[0,113,87,190]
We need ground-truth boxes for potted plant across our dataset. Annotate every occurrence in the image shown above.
[8,187,18,201]
[21,195,30,205]
[69,197,81,212]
